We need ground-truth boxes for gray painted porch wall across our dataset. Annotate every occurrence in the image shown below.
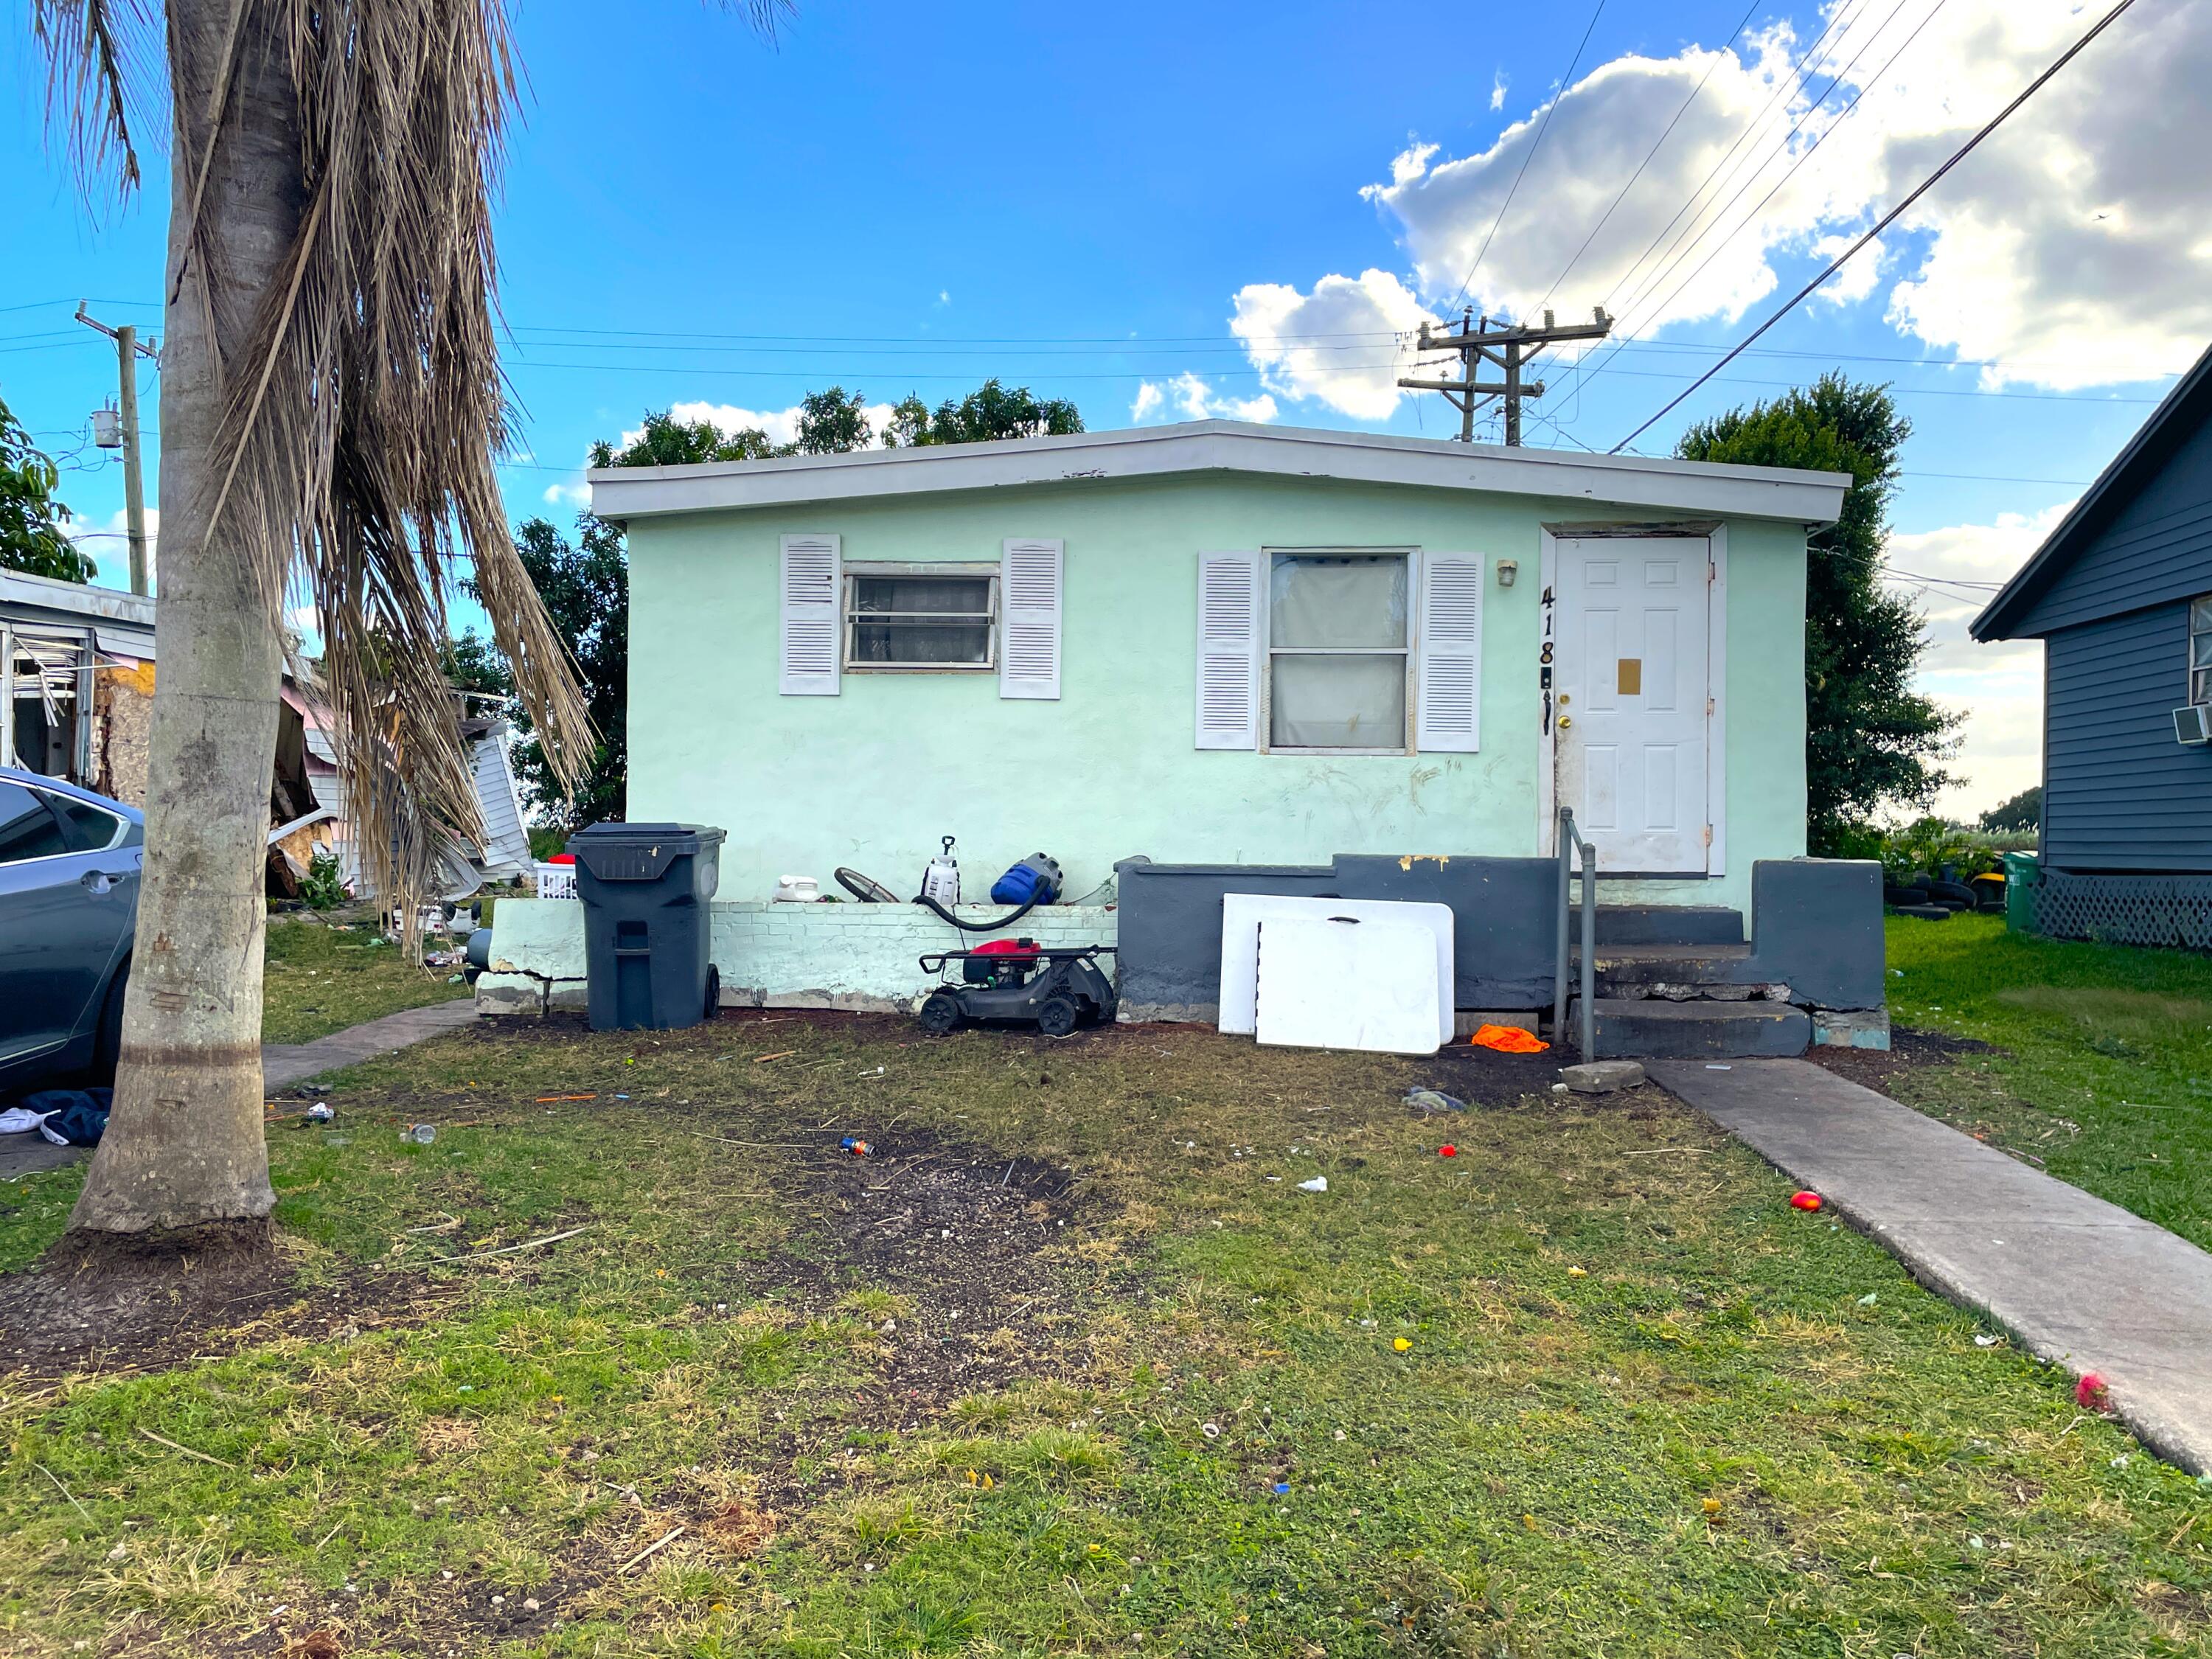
[2045,602,2212,872]
[2011,411,2212,636]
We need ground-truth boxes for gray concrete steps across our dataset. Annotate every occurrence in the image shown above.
[1593,904,1746,946]
[1575,942,1756,989]
[1572,996,1810,1058]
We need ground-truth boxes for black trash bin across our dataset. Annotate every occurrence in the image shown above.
[568,822,726,1031]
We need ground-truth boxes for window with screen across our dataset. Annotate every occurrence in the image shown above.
[2193,596,2212,706]
[1265,552,1411,751]
[845,570,998,670]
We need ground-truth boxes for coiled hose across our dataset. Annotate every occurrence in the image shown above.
[834,866,1046,933]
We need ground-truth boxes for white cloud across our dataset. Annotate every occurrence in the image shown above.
[1253,0,2211,417]
[1884,503,2070,818]
[1489,71,1507,113]
[1229,269,1435,420]
[1130,373,1278,425]
[937,289,951,306]
[541,479,590,508]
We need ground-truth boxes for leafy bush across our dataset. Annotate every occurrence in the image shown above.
[1829,816,2006,883]
[299,849,349,910]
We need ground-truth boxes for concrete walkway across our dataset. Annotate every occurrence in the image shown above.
[1649,1057,2212,1474]
[0,998,479,1183]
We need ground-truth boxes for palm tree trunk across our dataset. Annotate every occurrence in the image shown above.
[66,0,307,1241]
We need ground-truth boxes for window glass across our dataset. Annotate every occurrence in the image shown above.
[1266,553,1411,750]
[0,783,67,863]
[46,794,122,852]
[2194,595,2212,706]
[1270,557,1406,648]
[847,574,995,667]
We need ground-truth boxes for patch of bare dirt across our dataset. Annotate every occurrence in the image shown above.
[1802,1024,1997,1093]
[0,1227,453,1382]
[1416,1037,1573,1107]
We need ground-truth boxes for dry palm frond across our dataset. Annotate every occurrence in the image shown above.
[29,0,153,190]
[181,0,593,945]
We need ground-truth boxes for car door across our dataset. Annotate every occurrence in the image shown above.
[0,782,135,1064]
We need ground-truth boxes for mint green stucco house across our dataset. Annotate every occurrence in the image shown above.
[592,420,1847,930]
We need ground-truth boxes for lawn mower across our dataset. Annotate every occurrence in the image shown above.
[914,939,1117,1037]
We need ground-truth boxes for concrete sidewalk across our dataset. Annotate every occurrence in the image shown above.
[1,998,479,1182]
[1649,1057,2212,1474]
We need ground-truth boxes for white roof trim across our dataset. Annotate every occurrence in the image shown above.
[587,420,1849,526]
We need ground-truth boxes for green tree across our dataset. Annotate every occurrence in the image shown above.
[883,378,1084,447]
[1980,785,2041,832]
[792,386,872,453]
[591,409,774,467]
[1675,374,1955,851]
[461,515,628,831]
[0,391,94,583]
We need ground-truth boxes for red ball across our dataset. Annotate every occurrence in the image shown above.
[1790,1190,1823,1211]
[1438,1144,1457,1158]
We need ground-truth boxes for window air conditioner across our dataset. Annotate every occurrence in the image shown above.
[2176,705,2212,746]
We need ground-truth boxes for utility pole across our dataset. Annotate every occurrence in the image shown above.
[1397,305,1613,445]
[75,304,159,596]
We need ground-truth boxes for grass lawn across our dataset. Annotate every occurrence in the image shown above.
[1,1012,2209,1656]
[262,917,473,1046]
[1879,912,2212,1253]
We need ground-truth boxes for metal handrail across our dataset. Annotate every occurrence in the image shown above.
[1553,807,1596,1062]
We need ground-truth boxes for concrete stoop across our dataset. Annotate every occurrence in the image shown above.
[1571,996,1812,1059]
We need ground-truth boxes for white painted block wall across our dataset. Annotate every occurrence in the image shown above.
[476,897,1119,1015]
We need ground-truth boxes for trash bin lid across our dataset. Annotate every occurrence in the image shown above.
[568,821,726,881]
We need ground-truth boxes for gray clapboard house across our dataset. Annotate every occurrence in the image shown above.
[1973,341,2212,946]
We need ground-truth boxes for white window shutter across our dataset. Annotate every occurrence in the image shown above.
[1416,553,1483,752]
[779,533,841,695]
[1195,551,1262,750]
[999,538,1062,700]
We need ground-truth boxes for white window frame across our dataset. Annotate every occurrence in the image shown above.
[841,561,1000,674]
[1259,547,1416,757]
[2191,594,2212,707]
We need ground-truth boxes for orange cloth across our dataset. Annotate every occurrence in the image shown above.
[1469,1022,1548,1054]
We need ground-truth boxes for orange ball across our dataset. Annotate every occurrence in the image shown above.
[1790,1190,1823,1211]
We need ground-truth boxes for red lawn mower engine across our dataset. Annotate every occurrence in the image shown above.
[963,936,1043,987]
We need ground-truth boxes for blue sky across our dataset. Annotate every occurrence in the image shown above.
[2,0,2201,813]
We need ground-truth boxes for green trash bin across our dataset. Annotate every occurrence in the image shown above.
[2001,849,2039,933]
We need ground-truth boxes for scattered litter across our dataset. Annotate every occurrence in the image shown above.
[1402,1087,1467,1115]
[1974,1334,2003,1348]
[2076,1372,2110,1411]
[403,1124,437,1146]
[1568,1266,1587,1279]
[859,1065,887,1078]
[1468,1023,1547,1054]
[2110,1455,2132,1471]
[1201,1422,1221,1440]
[535,1094,595,1104]
[1704,1063,1733,1071]
[1392,1336,1413,1352]
[1271,1482,1290,1495]
[754,1051,798,1065]
[613,1093,631,1101]
[1856,1293,1878,1307]
[1438,1144,1458,1158]
[1550,1082,1568,1092]
[620,1526,686,1575]
[840,1137,873,1158]
[1790,1191,1823,1212]
[137,1427,233,1468]
[1296,1176,1329,1193]
[432,1222,597,1265]
[302,1102,335,1126]
[1701,1497,1722,1518]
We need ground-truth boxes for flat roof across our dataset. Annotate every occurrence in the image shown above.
[588,419,1851,526]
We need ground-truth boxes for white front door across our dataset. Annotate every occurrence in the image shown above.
[1554,536,1712,874]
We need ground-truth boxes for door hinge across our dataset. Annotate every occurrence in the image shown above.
[1706,695,1716,717]
[1703,824,1714,846]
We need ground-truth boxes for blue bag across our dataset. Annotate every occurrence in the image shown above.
[990,854,1062,906]
[21,1088,112,1147]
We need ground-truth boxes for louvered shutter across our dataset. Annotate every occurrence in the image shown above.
[1415,552,1483,752]
[1195,551,1262,750]
[999,538,1062,700]
[779,534,841,695]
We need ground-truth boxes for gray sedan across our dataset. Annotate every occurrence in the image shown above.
[0,768,142,1090]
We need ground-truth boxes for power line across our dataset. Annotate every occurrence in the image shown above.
[1607,0,1924,331]
[1535,0,1764,316]
[1606,0,1950,347]
[1447,0,1610,313]
[1610,0,2143,454]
